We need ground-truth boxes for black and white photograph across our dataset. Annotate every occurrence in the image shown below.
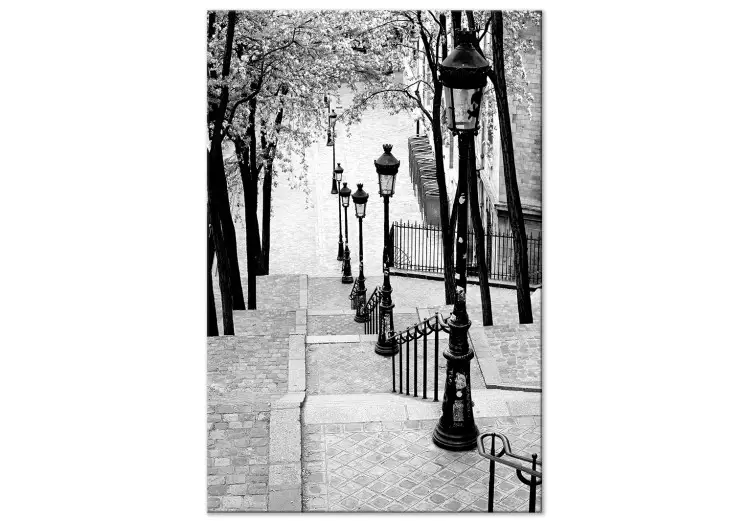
[7,2,750,520]
[206,9,542,512]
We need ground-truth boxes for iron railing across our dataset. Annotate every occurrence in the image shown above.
[391,221,542,285]
[362,286,382,335]
[388,312,451,402]
[348,281,358,310]
[477,432,542,513]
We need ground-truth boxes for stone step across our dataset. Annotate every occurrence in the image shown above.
[302,390,540,425]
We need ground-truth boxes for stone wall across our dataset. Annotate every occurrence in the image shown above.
[491,20,542,209]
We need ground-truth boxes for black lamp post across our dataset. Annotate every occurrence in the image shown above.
[374,144,400,357]
[352,183,369,323]
[432,28,490,452]
[339,182,353,284]
[334,162,344,261]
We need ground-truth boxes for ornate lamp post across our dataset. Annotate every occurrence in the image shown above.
[432,28,490,452]
[374,144,400,357]
[339,182,353,284]
[334,162,344,261]
[352,183,369,323]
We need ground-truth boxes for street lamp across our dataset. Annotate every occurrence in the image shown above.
[432,28,489,452]
[374,144,400,357]
[352,183,369,323]
[339,181,353,284]
[335,162,344,261]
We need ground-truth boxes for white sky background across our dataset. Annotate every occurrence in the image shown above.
[1,1,749,520]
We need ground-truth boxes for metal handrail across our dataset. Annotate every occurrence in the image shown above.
[387,311,450,344]
[388,311,451,401]
[348,280,358,309]
[363,286,382,315]
[477,432,542,512]
[362,286,382,335]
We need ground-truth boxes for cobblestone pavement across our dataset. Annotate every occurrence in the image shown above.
[301,416,541,512]
[307,311,420,336]
[307,276,383,309]
[485,323,541,389]
[306,339,486,396]
[208,275,300,512]
[213,275,299,325]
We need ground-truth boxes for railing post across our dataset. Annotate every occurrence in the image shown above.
[528,453,538,513]
[434,318,439,402]
[392,340,396,392]
[423,331,427,399]
[488,435,496,512]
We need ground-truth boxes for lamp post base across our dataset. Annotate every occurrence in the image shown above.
[354,278,368,322]
[374,338,398,357]
[375,282,397,356]
[432,420,479,451]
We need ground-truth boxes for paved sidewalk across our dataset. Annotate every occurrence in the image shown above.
[301,391,541,512]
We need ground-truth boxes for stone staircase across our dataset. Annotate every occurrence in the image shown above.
[208,275,542,512]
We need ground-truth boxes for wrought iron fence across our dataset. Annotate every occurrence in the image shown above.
[477,432,542,512]
[391,221,542,285]
[388,312,451,402]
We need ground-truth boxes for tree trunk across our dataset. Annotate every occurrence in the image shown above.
[208,153,234,335]
[261,160,272,275]
[468,141,493,326]
[244,176,261,308]
[208,10,245,310]
[209,149,246,309]
[490,11,533,323]
[420,13,456,305]
[236,96,264,309]
[207,215,219,336]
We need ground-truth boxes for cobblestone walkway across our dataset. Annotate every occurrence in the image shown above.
[301,416,541,512]
[306,338,486,396]
[486,323,541,389]
[207,275,300,512]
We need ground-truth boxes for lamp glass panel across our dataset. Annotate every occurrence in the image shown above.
[450,87,482,131]
[340,193,350,207]
[355,202,366,218]
[379,173,395,196]
[444,88,455,130]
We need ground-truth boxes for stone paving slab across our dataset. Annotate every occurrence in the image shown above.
[301,415,541,512]
[469,325,504,390]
